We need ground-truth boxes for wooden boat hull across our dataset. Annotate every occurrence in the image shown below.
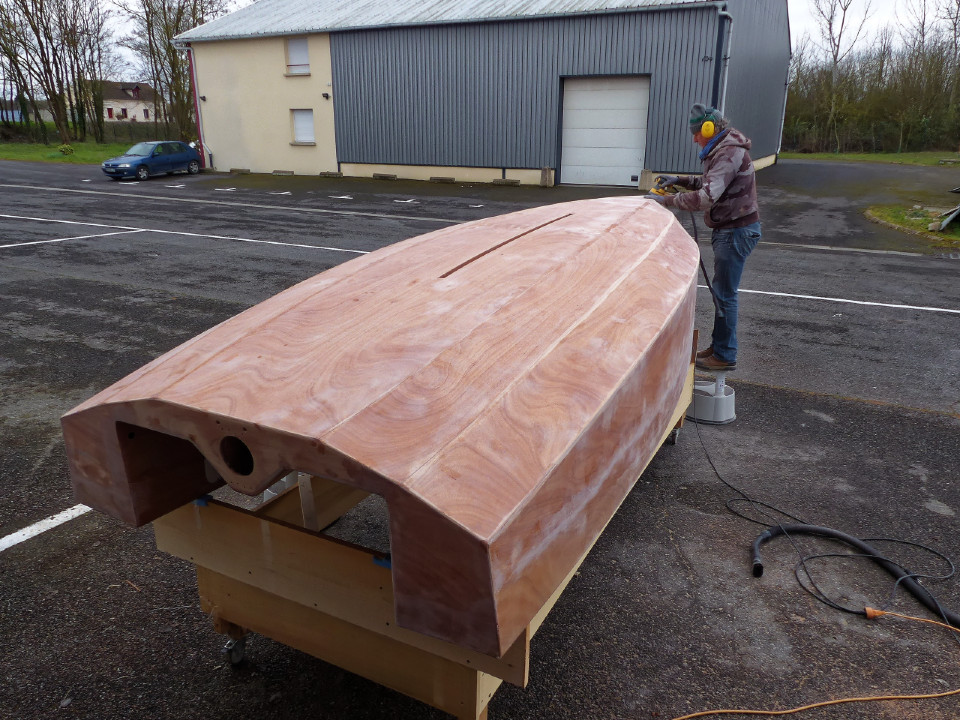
[62,196,699,657]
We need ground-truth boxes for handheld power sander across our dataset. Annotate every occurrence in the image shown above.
[651,175,724,319]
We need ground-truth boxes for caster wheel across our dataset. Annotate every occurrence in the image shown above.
[222,636,247,665]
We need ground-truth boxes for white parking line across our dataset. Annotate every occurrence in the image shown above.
[149,228,369,254]
[0,213,369,254]
[700,285,960,315]
[762,241,922,257]
[0,504,92,553]
[0,183,458,224]
[0,229,145,249]
[0,212,139,230]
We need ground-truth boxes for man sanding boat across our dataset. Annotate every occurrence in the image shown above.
[648,103,761,373]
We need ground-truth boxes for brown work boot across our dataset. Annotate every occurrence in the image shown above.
[696,346,714,359]
[695,353,736,372]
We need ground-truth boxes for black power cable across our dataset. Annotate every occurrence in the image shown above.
[752,524,960,629]
[674,192,960,633]
[691,420,960,635]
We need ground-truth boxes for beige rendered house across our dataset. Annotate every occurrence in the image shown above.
[182,35,338,176]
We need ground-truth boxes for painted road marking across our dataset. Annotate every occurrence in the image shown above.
[0,504,92,553]
[699,285,960,315]
[0,229,144,249]
[762,241,922,257]
[0,184,457,224]
[0,213,141,230]
[0,213,369,254]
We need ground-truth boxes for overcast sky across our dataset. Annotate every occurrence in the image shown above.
[787,0,918,46]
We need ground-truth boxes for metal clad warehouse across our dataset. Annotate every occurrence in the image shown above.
[176,0,789,186]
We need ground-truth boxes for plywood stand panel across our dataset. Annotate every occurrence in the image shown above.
[152,364,692,719]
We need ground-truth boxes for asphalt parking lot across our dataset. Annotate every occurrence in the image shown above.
[1,157,959,720]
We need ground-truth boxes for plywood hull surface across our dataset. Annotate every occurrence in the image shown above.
[62,197,699,657]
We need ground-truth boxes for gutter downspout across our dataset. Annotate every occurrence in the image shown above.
[778,3,794,158]
[711,10,734,113]
[776,49,792,158]
[185,44,209,169]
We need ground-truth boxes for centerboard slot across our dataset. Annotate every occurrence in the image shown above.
[439,213,573,279]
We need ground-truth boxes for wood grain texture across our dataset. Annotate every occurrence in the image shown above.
[62,197,699,657]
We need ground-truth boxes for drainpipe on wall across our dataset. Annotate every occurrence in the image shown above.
[185,44,209,169]
[776,49,791,157]
[711,10,734,113]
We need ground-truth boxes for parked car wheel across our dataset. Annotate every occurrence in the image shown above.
[187,160,200,175]
[136,165,149,181]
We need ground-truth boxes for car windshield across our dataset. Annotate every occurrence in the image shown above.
[125,143,154,157]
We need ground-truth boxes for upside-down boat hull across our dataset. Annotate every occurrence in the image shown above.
[62,196,699,657]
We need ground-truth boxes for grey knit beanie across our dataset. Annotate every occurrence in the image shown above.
[688,103,727,134]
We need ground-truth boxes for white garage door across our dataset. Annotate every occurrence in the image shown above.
[560,76,650,186]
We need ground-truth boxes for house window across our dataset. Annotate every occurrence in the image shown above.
[120,108,128,119]
[286,38,310,75]
[107,107,114,119]
[143,108,149,120]
[291,109,315,144]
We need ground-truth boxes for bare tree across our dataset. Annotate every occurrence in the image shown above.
[0,16,44,138]
[119,0,229,141]
[74,0,116,141]
[784,8,960,154]
[900,0,933,49]
[811,0,873,152]
[939,0,960,123]
[0,0,115,143]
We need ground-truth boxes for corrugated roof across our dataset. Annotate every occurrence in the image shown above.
[176,0,719,43]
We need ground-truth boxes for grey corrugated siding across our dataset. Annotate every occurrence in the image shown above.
[332,7,722,174]
[719,0,791,160]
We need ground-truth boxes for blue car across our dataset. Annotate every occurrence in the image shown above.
[101,141,202,181]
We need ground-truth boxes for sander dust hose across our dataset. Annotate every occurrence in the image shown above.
[752,523,960,628]
[688,211,725,318]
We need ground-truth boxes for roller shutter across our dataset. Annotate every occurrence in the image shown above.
[560,76,650,186]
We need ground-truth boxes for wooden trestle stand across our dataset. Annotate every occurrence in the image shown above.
[150,352,695,720]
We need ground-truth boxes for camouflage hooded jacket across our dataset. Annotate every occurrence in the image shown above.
[664,127,760,230]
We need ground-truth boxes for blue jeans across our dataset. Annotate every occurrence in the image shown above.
[710,222,761,363]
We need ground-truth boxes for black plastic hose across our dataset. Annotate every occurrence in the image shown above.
[688,211,725,318]
[751,523,960,628]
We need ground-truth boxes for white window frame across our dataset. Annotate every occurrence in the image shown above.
[286,38,310,75]
[291,109,315,144]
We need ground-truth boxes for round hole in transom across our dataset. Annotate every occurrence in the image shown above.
[220,436,254,476]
